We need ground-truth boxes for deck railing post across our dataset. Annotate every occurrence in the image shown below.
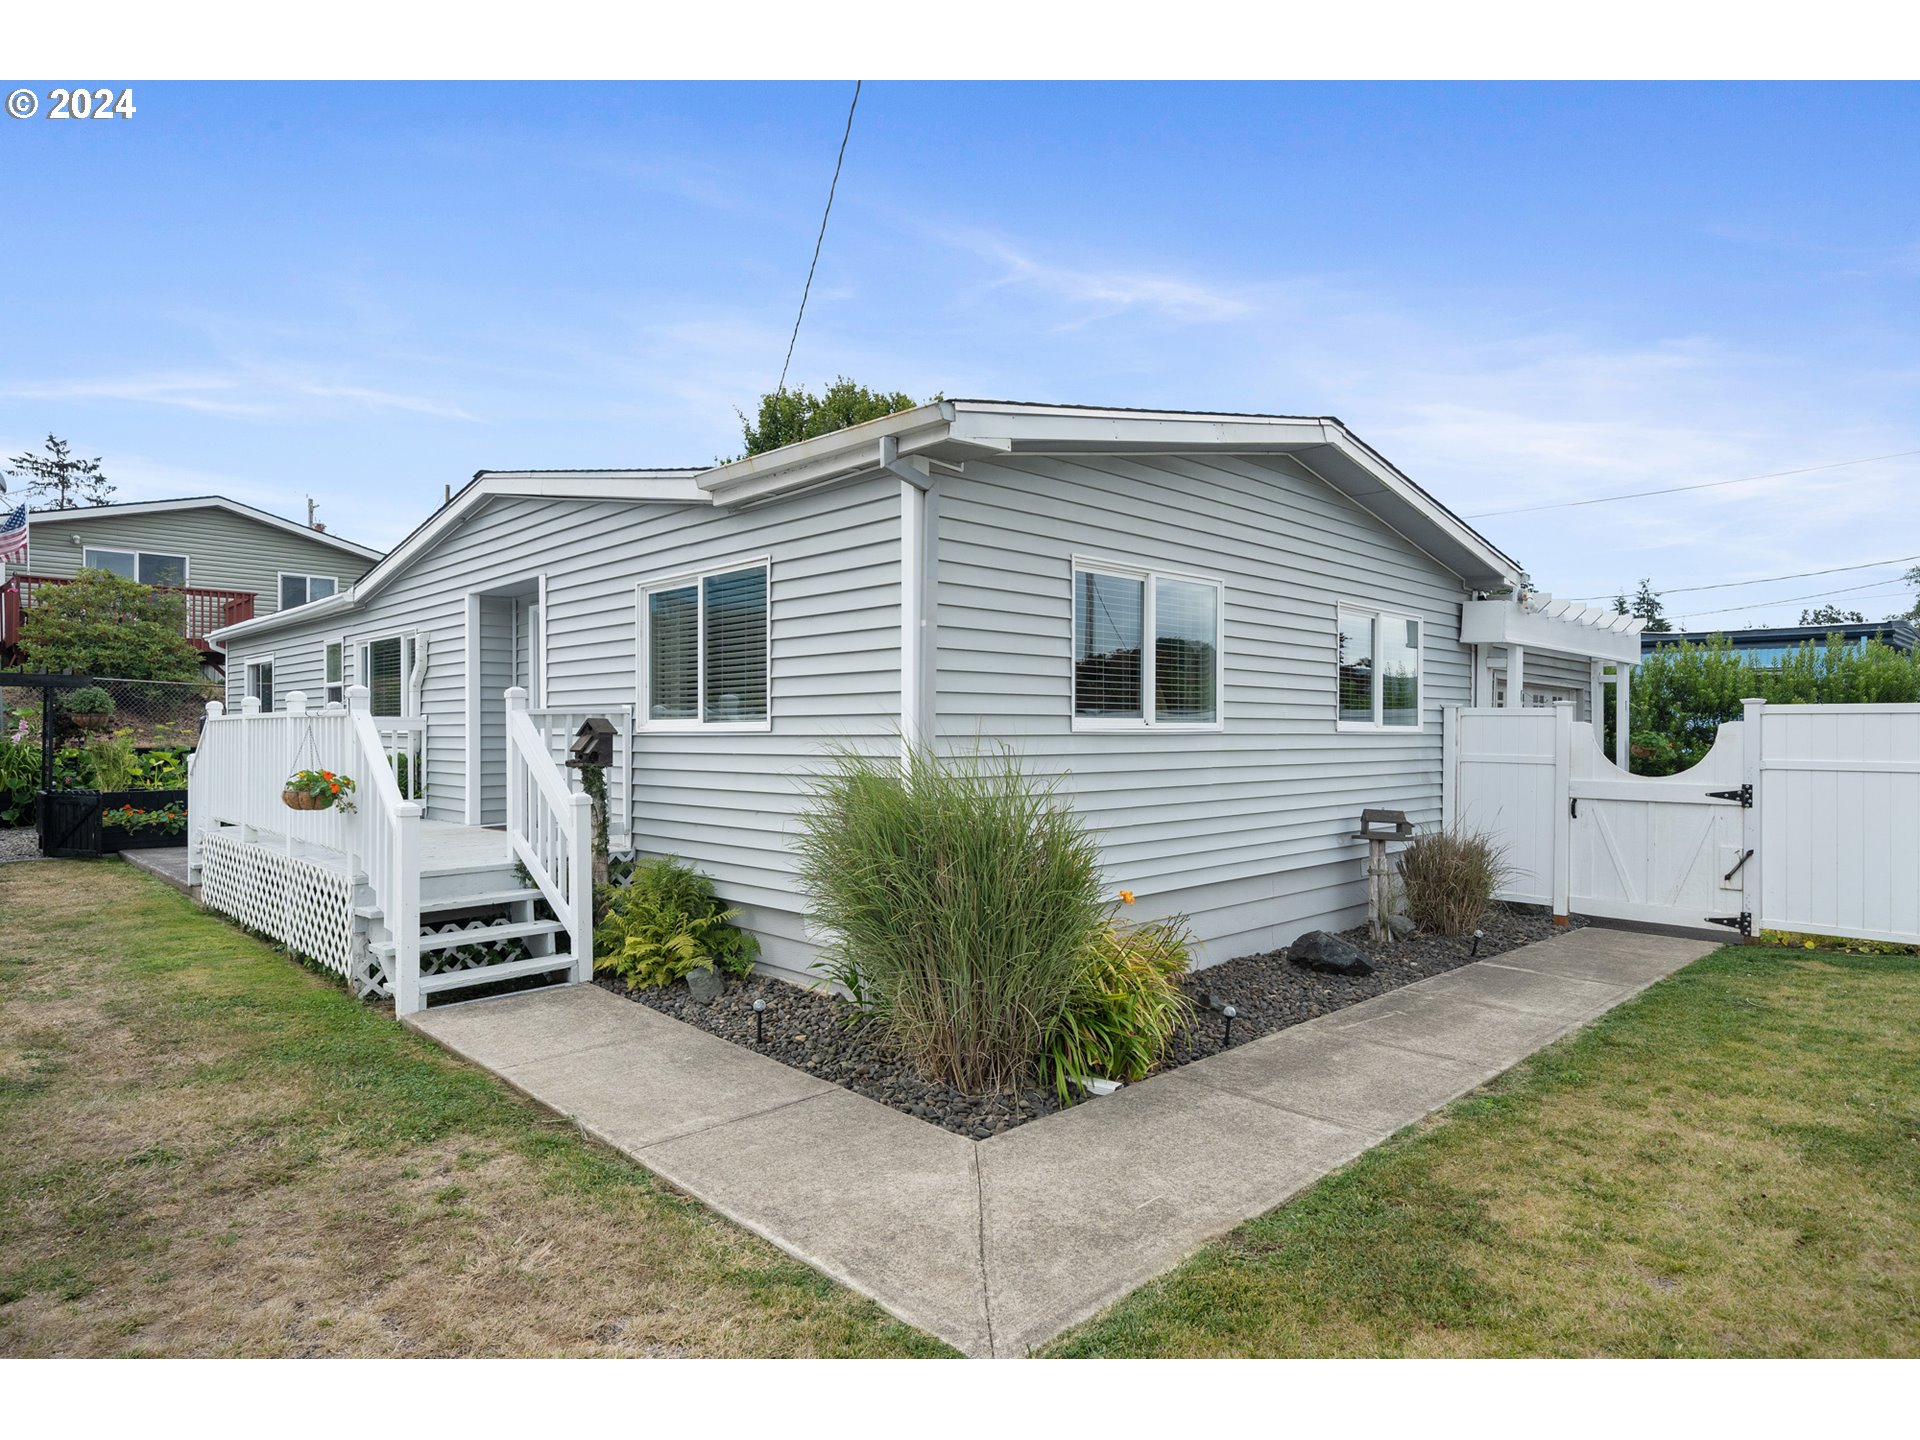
[238,696,259,843]
[567,790,593,983]
[187,699,223,883]
[392,800,424,1016]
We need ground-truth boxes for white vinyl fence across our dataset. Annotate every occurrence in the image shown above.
[1446,699,1920,944]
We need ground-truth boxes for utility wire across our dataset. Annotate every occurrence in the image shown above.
[775,80,861,399]
[1567,552,1920,603]
[1464,448,1920,519]
[1676,578,1918,622]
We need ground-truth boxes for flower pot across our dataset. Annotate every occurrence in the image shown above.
[67,713,111,732]
[282,789,331,812]
[685,965,724,1003]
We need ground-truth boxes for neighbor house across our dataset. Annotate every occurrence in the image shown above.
[0,496,382,674]
[1644,619,1918,665]
[190,401,1645,1012]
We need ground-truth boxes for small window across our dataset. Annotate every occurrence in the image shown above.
[83,548,187,586]
[359,634,416,717]
[324,641,344,705]
[280,573,337,610]
[245,658,275,712]
[639,561,769,727]
[1336,607,1422,731]
[1073,562,1222,728]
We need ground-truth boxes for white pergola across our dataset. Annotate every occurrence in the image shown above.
[1460,591,1649,769]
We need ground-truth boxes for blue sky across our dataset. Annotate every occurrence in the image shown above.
[3,81,1916,624]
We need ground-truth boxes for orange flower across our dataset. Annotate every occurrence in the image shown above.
[329,782,340,793]
[1118,889,1136,905]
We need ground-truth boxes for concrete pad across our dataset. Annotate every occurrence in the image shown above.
[1408,958,1630,1021]
[642,1087,992,1357]
[976,1069,1369,1356]
[412,983,664,1071]
[1502,928,1718,989]
[1178,1022,1495,1137]
[119,847,192,893]
[1332,985,1576,1067]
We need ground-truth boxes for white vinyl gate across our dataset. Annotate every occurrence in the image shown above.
[1445,700,1920,944]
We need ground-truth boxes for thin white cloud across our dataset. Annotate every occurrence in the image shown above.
[2,369,477,422]
[947,230,1254,325]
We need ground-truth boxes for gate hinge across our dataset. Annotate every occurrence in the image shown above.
[1706,784,1753,807]
[1706,911,1752,936]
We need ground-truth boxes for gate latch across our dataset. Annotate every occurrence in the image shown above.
[1706,784,1753,807]
[1706,912,1752,936]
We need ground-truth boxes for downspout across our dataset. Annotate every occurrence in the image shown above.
[879,437,930,767]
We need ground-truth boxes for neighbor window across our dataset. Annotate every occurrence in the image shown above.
[1336,607,1422,730]
[324,641,344,705]
[1072,562,1222,727]
[640,561,769,726]
[358,634,417,717]
[83,547,188,587]
[280,573,337,609]
[244,658,274,712]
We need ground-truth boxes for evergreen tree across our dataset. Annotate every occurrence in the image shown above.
[18,569,202,680]
[3,434,115,508]
[1800,605,1866,626]
[1616,579,1671,632]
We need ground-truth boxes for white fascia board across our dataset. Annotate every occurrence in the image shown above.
[28,495,383,560]
[696,405,954,504]
[1461,597,1642,665]
[946,405,1329,451]
[209,590,356,646]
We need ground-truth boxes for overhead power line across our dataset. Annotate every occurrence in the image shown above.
[775,80,862,399]
[1675,577,1918,622]
[1568,552,1920,603]
[1464,448,1920,520]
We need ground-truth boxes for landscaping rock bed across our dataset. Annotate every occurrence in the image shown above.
[598,903,1576,1140]
[0,827,41,865]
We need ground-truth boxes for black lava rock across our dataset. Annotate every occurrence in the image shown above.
[1289,929,1376,976]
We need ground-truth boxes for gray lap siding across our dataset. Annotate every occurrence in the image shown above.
[933,452,1473,965]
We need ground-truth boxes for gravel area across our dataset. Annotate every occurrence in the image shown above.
[598,903,1577,1140]
[0,827,41,865]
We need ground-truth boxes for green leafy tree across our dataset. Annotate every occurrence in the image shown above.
[737,377,931,458]
[1891,566,1920,622]
[18,569,203,681]
[1801,605,1865,625]
[1625,578,1671,633]
[4,434,115,508]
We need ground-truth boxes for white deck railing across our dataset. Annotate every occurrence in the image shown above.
[188,685,424,1010]
[527,702,632,844]
[506,687,593,990]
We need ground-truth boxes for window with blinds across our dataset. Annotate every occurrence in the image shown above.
[361,635,414,718]
[641,561,769,726]
[1073,563,1222,727]
[1336,606,1422,730]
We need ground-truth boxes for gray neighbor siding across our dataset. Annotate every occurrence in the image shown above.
[9,505,373,612]
[222,451,1492,978]
[221,478,901,976]
[933,452,1474,967]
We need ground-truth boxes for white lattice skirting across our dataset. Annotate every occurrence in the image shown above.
[200,832,357,977]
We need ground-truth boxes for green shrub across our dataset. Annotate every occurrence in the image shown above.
[592,854,757,990]
[85,736,138,792]
[60,686,114,717]
[1396,823,1511,935]
[0,723,39,826]
[794,744,1108,1094]
[1040,916,1198,1102]
[19,570,204,682]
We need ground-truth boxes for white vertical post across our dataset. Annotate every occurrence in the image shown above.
[188,699,222,883]
[392,799,423,1015]
[1741,696,1766,940]
[1589,659,1605,729]
[567,790,593,983]
[505,686,528,844]
[899,476,926,768]
[1442,703,1459,830]
[1614,661,1632,772]
[238,695,259,843]
[1505,645,1526,708]
[1551,700,1573,925]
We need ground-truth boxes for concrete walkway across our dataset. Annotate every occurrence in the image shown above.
[119,847,193,894]
[409,925,1717,1356]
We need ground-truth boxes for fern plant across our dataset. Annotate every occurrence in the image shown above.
[592,854,758,990]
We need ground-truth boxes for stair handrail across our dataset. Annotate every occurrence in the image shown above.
[345,685,423,1013]
[505,686,593,991]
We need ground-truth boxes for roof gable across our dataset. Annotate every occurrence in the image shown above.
[26,496,382,560]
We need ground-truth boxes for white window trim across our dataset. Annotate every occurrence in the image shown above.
[1070,556,1227,733]
[355,628,422,718]
[277,571,338,611]
[243,655,276,710]
[323,637,346,706]
[1335,604,1426,733]
[634,555,773,733]
[83,546,191,586]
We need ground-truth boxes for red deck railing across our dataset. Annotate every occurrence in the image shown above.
[0,574,255,660]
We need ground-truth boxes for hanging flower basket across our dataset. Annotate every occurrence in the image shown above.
[283,768,357,814]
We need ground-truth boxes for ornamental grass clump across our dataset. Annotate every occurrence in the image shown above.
[1396,822,1512,935]
[1040,915,1198,1102]
[795,744,1108,1095]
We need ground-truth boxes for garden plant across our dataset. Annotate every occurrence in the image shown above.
[593,854,758,991]
[1396,822,1511,935]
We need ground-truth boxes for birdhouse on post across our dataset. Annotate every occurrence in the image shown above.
[1353,808,1413,946]
[568,717,616,770]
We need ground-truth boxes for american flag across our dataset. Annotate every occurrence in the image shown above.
[0,502,26,563]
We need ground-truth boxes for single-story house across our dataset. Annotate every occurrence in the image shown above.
[1,495,382,673]
[193,401,1644,1008]
[1645,619,1918,665]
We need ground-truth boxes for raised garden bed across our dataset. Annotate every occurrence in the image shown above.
[598,903,1578,1140]
[36,788,189,858]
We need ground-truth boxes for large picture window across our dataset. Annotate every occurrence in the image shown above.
[1072,561,1222,728]
[639,560,769,727]
[83,547,188,587]
[1336,606,1422,730]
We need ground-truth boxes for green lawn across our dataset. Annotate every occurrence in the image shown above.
[0,860,952,1357]
[1049,942,1920,1356]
